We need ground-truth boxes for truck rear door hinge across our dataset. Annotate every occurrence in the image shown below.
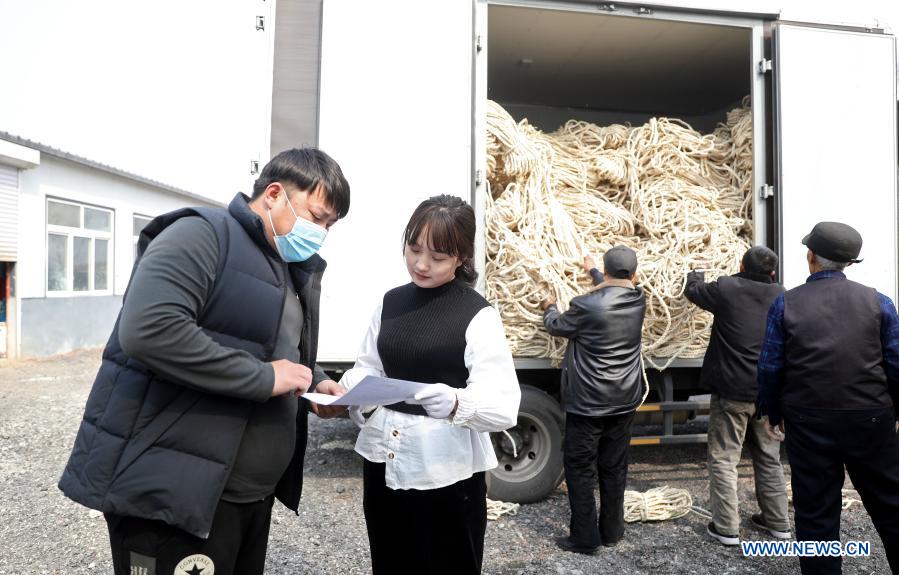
[476,35,482,53]
[475,170,483,186]
[255,16,265,31]
[759,184,775,199]
[250,160,260,175]
[758,59,773,74]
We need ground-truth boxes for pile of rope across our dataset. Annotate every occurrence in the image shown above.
[486,498,521,521]
[623,486,697,522]
[485,98,753,366]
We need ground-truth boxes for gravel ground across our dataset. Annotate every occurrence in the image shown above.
[0,349,891,574]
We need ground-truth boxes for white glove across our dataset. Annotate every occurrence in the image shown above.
[406,383,458,419]
[348,406,366,428]
[349,405,377,428]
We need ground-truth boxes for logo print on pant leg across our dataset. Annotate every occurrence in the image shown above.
[175,554,215,575]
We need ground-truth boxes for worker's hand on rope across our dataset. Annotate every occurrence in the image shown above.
[540,296,556,310]
[582,255,596,273]
[407,383,459,419]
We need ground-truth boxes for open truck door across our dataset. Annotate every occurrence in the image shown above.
[771,23,897,298]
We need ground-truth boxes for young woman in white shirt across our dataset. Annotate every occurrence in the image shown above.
[337,194,520,575]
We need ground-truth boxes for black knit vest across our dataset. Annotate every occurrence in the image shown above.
[378,279,490,415]
[782,277,891,410]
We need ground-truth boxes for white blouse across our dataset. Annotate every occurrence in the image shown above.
[338,302,521,490]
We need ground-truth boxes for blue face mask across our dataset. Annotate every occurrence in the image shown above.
[267,197,328,262]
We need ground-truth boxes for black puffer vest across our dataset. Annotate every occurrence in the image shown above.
[58,194,325,538]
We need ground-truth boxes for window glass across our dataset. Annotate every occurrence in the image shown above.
[48,201,80,227]
[73,237,90,291]
[48,234,68,291]
[84,208,112,232]
[133,215,152,236]
[94,239,109,290]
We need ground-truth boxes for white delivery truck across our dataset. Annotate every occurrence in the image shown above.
[272,0,898,502]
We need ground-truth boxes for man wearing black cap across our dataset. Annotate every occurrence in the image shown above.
[758,221,899,574]
[686,246,790,547]
[540,245,646,554]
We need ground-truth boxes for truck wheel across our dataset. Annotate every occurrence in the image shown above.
[487,385,564,504]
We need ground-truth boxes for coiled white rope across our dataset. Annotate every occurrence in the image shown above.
[624,486,697,522]
[485,97,754,367]
[622,482,864,525]
[486,498,521,521]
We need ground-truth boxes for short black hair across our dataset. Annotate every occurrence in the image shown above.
[252,148,350,218]
[742,245,778,275]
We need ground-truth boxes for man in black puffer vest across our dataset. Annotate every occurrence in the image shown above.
[58,149,350,575]
[541,246,646,554]
[685,246,790,547]
[758,221,899,575]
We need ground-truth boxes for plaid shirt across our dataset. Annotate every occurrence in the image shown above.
[757,270,899,425]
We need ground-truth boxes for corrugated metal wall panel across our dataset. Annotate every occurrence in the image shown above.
[0,165,18,262]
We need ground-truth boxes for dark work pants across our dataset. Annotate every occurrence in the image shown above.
[105,495,274,575]
[363,460,488,575]
[563,410,636,548]
[783,407,899,575]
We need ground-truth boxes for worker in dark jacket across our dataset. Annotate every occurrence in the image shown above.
[758,221,899,575]
[541,245,646,554]
[685,246,790,547]
[58,149,351,575]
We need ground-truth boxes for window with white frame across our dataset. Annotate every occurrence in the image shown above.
[47,199,114,295]
[132,214,152,261]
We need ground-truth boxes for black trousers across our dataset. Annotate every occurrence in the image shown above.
[105,496,274,575]
[563,410,636,548]
[362,460,487,575]
[784,407,899,575]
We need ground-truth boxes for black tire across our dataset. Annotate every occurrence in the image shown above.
[487,385,565,504]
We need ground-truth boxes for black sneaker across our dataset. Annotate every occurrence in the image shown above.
[750,513,792,539]
[555,536,599,554]
[706,522,740,546]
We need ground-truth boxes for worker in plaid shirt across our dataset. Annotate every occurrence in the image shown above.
[757,221,899,575]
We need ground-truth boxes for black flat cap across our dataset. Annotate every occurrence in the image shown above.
[603,245,638,279]
[802,221,863,264]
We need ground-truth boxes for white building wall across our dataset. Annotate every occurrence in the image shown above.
[14,154,220,357]
[17,155,219,298]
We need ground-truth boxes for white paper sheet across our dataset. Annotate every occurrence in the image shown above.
[302,375,428,406]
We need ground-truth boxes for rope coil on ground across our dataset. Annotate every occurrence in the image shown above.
[623,486,695,522]
[486,498,521,521]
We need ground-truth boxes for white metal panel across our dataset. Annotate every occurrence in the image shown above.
[775,25,897,300]
[0,165,18,262]
[316,0,474,362]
